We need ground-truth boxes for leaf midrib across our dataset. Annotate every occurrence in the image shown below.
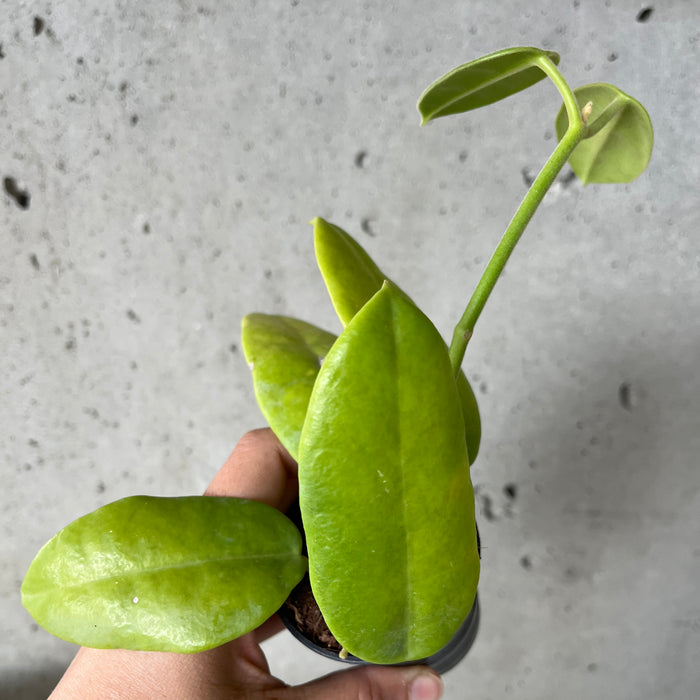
[423,55,539,121]
[27,551,303,593]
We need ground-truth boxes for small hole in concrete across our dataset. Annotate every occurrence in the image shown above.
[636,7,653,22]
[4,177,30,209]
[360,218,376,237]
[354,150,368,168]
[33,16,45,36]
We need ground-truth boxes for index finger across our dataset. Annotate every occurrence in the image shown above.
[204,428,299,513]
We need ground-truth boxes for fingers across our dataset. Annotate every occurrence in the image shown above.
[267,665,443,700]
[205,428,299,512]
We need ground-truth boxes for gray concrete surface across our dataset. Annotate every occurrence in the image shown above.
[2,1,698,698]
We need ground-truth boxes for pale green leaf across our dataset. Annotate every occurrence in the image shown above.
[241,314,336,460]
[313,217,481,463]
[299,283,479,663]
[555,83,653,184]
[22,496,307,652]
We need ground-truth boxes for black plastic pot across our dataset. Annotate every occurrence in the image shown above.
[279,586,480,674]
[280,499,481,674]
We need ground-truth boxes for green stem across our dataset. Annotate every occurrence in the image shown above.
[448,56,585,375]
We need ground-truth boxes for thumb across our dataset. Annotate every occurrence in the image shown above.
[275,664,443,700]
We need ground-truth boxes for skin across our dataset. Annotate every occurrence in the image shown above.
[49,429,444,700]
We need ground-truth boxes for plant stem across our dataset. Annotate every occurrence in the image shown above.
[448,56,585,375]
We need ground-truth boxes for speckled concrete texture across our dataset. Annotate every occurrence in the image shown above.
[2,1,698,698]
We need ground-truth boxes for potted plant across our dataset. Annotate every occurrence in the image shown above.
[21,46,652,671]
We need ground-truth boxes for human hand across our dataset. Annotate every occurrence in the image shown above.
[49,429,444,700]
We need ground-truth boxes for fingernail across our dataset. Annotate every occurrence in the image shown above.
[408,669,443,700]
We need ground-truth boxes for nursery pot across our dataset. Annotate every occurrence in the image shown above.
[279,500,481,674]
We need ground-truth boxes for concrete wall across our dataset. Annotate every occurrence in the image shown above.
[2,1,698,698]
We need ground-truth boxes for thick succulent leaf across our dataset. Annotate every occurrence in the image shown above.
[242,314,336,460]
[22,496,307,652]
[456,370,480,463]
[299,283,480,664]
[418,46,560,124]
[313,217,481,463]
[313,216,387,326]
[555,83,653,184]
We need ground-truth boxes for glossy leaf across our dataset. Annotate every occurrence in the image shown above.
[299,283,480,663]
[555,83,653,184]
[418,46,560,124]
[22,496,307,652]
[314,217,481,463]
[242,314,336,460]
[313,216,388,326]
[456,370,481,463]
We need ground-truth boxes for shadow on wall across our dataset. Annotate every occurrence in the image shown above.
[1,667,65,700]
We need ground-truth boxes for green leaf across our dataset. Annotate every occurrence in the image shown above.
[22,496,307,652]
[299,283,480,664]
[313,217,481,463]
[313,217,388,326]
[555,83,653,184]
[456,370,481,463]
[241,314,336,460]
[418,46,560,124]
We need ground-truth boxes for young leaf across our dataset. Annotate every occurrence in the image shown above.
[555,83,653,184]
[314,217,481,463]
[22,496,307,652]
[418,46,560,124]
[299,282,480,664]
[241,314,336,460]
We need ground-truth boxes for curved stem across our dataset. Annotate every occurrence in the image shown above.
[448,56,585,375]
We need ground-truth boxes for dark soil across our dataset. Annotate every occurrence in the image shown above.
[282,574,342,652]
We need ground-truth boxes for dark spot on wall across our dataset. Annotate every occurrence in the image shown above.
[521,167,535,187]
[619,381,634,410]
[0,43,5,59]
[76,56,84,65]
[636,7,653,22]
[130,114,139,125]
[560,169,577,187]
[354,150,368,168]
[587,662,598,672]
[479,382,487,394]
[126,309,141,323]
[503,483,517,501]
[29,254,40,270]
[360,218,376,237]
[119,81,129,93]
[4,177,30,209]
[33,16,45,36]
[96,481,106,494]
[65,338,76,351]
[28,438,39,448]
[458,150,468,163]
[478,493,496,521]
[142,222,150,234]
[264,269,272,279]
[229,343,238,353]
[607,52,618,62]
[564,565,578,581]
[520,555,532,570]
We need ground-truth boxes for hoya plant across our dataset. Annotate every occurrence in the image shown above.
[22,47,652,666]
